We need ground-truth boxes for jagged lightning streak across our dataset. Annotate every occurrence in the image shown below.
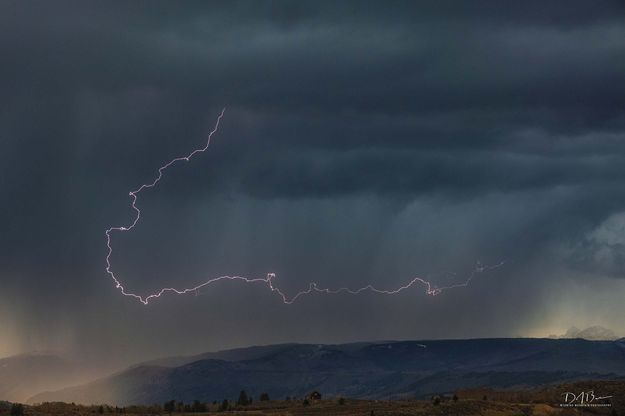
[105,108,504,305]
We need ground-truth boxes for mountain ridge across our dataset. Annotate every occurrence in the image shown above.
[27,337,625,405]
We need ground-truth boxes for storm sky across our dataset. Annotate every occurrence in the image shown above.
[2,1,625,367]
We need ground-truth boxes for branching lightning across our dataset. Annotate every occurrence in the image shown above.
[105,108,504,305]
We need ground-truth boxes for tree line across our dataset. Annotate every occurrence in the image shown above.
[163,390,271,413]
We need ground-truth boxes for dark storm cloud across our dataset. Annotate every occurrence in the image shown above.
[1,1,625,361]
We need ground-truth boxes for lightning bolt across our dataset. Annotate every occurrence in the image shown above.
[105,108,504,305]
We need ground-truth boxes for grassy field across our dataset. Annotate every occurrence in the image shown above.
[0,400,550,416]
[3,380,624,415]
[5,399,610,416]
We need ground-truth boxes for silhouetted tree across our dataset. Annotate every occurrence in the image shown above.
[10,403,24,416]
[302,398,310,407]
[191,400,206,412]
[237,390,250,406]
[98,405,104,414]
[163,400,175,413]
[259,392,270,402]
[220,399,229,411]
[338,397,346,405]
[453,394,459,402]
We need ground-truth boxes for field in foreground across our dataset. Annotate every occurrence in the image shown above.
[0,399,616,416]
[4,380,625,415]
[0,400,565,416]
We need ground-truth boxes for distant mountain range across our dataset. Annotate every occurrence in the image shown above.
[27,338,625,406]
[549,325,618,340]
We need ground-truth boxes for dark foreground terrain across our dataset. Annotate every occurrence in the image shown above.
[4,380,625,416]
